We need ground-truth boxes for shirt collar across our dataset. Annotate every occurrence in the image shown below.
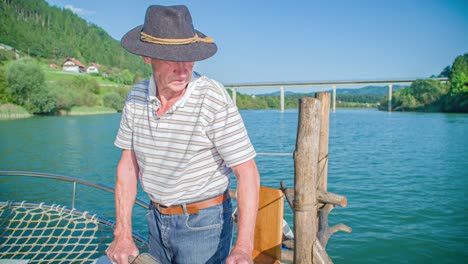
[148,75,157,103]
[147,72,201,109]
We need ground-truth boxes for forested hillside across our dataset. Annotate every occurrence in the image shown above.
[0,0,466,115]
[0,0,150,78]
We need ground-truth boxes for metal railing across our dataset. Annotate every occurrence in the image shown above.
[0,170,149,209]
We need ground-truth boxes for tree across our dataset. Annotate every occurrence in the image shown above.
[449,54,468,95]
[120,69,136,85]
[69,77,100,106]
[439,65,451,78]
[0,65,11,103]
[49,80,75,111]
[103,92,125,111]
[6,58,54,113]
[48,76,102,111]
[379,79,445,111]
[410,79,444,106]
[444,53,468,112]
[391,89,418,111]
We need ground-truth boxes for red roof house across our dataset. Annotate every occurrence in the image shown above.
[61,58,85,73]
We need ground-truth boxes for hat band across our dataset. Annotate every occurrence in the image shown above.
[140,32,214,45]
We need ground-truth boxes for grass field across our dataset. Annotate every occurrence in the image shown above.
[44,70,117,85]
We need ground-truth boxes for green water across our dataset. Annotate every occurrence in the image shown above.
[0,109,467,263]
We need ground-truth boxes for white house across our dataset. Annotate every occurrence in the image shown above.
[61,58,85,73]
[86,63,100,74]
[0,43,19,59]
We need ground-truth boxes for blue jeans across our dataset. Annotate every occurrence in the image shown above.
[95,198,233,264]
[148,198,233,263]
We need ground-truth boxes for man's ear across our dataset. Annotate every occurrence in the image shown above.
[142,56,151,64]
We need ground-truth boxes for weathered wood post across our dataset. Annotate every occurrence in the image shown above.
[281,93,351,264]
[294,98,321,263]
[314,92,333,264]
[315,92,330,191]
[315,92,352,263]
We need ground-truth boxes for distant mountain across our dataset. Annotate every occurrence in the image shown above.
[256,85,407,97]
[254,91,300,97]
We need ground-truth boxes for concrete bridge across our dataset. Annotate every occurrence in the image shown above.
[224,78,448,112]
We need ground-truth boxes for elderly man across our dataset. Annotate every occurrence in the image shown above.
[106,5,260,264]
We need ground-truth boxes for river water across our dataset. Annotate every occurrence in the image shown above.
[0,108,467,263]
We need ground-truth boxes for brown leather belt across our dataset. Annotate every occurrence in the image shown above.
[153,192,229,215]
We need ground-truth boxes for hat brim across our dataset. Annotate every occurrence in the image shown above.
[120,25,217,62]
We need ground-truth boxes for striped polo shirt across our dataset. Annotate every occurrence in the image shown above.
[114,73,256,206]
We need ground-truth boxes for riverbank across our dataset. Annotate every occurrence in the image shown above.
[0,104,32,120]
[0,104,116,120]
[58,106,117,116]
[0,102,378,120]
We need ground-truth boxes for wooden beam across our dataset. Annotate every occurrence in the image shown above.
[283,189,347,208]
[293,97,321,264]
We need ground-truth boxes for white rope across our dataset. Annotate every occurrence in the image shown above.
[0,202,110,263]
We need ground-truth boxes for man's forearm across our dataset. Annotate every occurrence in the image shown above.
[107,150,140,263]
[233,159,260,254]
[114,150,139,238]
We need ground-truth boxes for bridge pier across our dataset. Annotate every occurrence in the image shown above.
[332,84,336,113]
[387,84,393,112]
[232,87,237,106]
[280,86,284,112]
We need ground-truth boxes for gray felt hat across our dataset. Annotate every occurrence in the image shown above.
[120,5,217,62]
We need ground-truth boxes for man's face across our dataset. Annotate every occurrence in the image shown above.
[144,57,195,95]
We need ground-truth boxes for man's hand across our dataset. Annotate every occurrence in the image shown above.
[106,235,139,264]
[226,247,253,264]
[229,159,259,264]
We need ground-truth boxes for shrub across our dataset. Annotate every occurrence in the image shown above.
[103,92,125,111]
[6,58,55,114]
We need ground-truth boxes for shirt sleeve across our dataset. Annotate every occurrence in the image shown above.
[206,99,256,167]
[114,98,134,150]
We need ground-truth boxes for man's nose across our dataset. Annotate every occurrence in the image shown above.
[173,62,189,74]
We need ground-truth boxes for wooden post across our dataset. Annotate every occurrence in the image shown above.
[294,98,321,264]
[315,92,330,191]
[314,92,331,263]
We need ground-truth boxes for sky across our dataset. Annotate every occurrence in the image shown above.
[44,0,467,94]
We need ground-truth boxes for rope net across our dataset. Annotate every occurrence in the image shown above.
[0,201,148,263]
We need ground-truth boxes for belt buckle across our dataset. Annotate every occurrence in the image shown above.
[157,202,199,215]
[185,206,199,214]
[155,202,163,211]
[155,202,169,213]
